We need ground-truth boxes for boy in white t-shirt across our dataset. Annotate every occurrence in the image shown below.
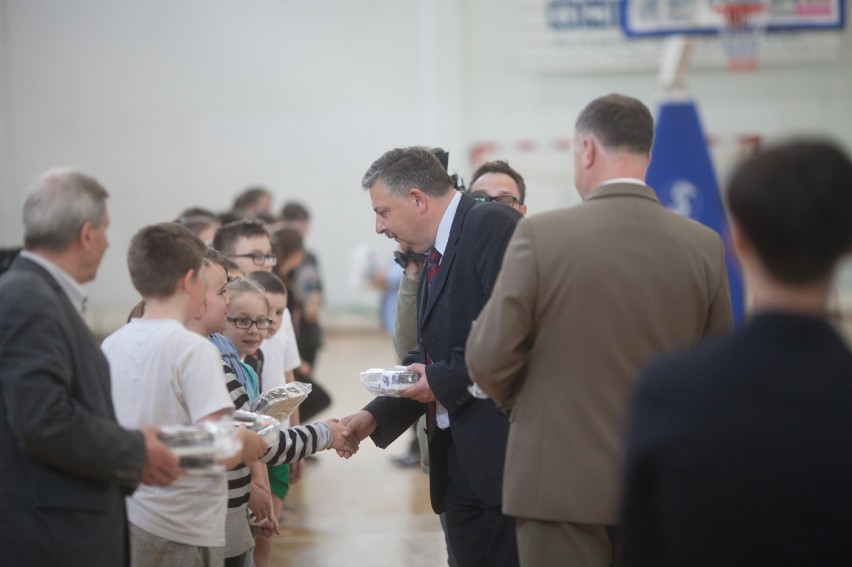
[103,223,267,567]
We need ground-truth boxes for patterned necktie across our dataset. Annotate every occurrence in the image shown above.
[425,248,441,290]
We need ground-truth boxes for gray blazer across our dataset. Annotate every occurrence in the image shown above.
[467,183,734,525]
[0,256,145,566]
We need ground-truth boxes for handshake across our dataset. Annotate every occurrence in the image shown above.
[325,418,360,457]
[139,413,365,487]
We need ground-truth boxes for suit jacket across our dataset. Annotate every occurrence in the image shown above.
[366,193,521,512]
[621,312,852,566]
[466,183,733,524]
[0,256,145,566]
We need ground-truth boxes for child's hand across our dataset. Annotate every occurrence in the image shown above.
[235,427,268,466]
[325,418,359,456]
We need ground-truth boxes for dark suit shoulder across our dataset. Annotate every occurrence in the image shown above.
[458,201,521,244]
[465,199,522,223]
[635,312,852,431]
[0,260,65,315]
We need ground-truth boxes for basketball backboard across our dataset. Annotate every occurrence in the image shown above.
[621,0,844,37]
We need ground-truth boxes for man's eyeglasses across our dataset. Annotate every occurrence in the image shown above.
[229,253,277,267]
[468,191,519,207]
[227,316,273,330]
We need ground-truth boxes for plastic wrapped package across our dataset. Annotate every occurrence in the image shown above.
[232,410,281,447]
[157,419,242,475]
[360,366,419,397]
[250,382,312,422]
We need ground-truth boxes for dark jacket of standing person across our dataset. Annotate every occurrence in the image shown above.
[620,139,852,566]
[0,169,181,566]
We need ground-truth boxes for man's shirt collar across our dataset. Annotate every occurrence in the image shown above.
[434,190,462,258]
[20,250,88,315]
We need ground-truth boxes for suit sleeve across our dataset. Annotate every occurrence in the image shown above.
[466,218,537,408]
[365,395,424,449]
[0,280,145,484]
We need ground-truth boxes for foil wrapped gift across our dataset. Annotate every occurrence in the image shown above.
[232,409,281,447]
[360,366,419,397]
[157,420,242,475]
[250,382,312,422]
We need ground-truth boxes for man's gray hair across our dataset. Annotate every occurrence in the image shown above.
[361,146,454,198]
[23,169,109,252]
[575,93,654,156]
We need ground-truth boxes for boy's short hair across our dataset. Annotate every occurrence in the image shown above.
[226,277,270,311]
[128,223,206,299]
[212,219,271,256]
[271,227,303,265]
[280,201,310,222]
[176,206,218,223]
[247,270,288,296]
[232,186,271,213]
[204,247,227,269]
[220,256,241,279]
[726,139,852,285]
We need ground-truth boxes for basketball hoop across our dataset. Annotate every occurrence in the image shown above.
[712,1,771,71]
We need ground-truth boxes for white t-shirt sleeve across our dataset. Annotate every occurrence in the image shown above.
[280,308,301,372]
[259,334,286,391]
[175,336,234,422]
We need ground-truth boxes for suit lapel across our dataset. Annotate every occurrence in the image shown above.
[420,195,475,327]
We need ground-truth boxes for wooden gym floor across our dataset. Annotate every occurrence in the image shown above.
[270,329,449,567]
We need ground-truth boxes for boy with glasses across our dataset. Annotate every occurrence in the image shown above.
[213,220,277,274]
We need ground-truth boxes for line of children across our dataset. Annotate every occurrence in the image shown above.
[104,224,268,566]
[211,219,307,566]
[108,225,357,566]
[206,250,356,566]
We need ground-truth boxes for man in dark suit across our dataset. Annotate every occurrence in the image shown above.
[0,169,182,566]
[620,139,852,565]
[341,146,522,566]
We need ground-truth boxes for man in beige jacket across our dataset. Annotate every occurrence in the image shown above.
[466,93,734,566]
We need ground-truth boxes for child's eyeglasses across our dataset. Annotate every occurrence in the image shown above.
[226,316,273,330]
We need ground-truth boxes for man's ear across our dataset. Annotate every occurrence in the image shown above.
[409,188,427,212]
[582,136,597,170]
[78,221,95,250]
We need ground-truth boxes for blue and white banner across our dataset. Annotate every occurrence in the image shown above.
[646,99,745,326]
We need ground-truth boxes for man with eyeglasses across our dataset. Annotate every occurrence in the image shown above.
[467,160,528,217]
[212,219,278,274]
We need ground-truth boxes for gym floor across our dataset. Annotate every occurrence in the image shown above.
[270,329,448,567]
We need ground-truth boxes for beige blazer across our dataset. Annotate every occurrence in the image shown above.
[466,182,733,525]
